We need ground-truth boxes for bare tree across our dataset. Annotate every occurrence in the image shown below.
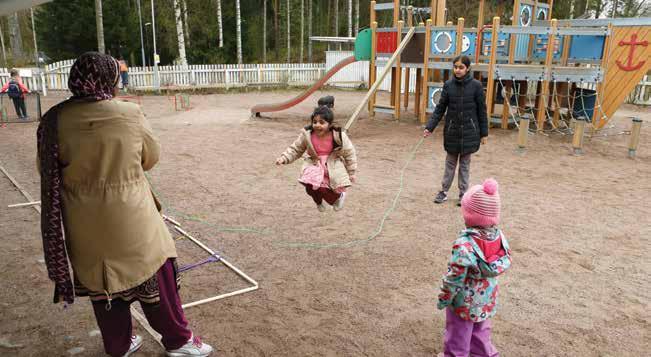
[300,0,304,62]
[308,0,312,62]
[216,0,223,47]
[286,0,291,63]
[0,19,7,66]
[263,0,267,62]
[94,0,105,53]
[236,0,242,64]
[273,0,280,58]
[355,0,359,36]
[173,0,188,66]
[348,0,352,38]
[335,0,339,37]
[182,0,190,46]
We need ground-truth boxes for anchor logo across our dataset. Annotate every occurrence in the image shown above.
[616,33,648,71]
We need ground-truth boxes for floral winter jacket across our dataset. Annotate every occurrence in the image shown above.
[437,227,511,322]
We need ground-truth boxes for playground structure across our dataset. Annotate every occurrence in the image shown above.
[252,0,649,150]
[363,0,650,134]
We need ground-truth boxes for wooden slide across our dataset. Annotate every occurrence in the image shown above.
[250,56,357,116]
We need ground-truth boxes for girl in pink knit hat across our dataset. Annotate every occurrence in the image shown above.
[436,178,512,357]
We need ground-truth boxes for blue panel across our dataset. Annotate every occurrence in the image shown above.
[514,34,530,60]
[428,85,444,111]
[461,32,477,58]
[569,35,605,60]
[532,34,563,60]
[482,32,510,57]
[431,30,456,55]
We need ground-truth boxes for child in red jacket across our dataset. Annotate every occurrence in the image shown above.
[1,69,31,119]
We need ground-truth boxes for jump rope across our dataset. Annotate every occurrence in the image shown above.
[146,135,427,251]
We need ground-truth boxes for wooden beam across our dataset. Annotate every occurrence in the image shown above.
[393,0,399,26]
[485,17,500,123]
[404,6,414,110]
[436,0,446,26]
[477,0,485,29]
[394,20,403,120]
[419,19,433,124]
[509,0,521,63]
[592,23,614,126]
[455,18,465,56]
[536,18,557,130]
[368,20,378,116]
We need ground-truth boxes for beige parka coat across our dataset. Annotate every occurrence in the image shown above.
[54,100,177,295]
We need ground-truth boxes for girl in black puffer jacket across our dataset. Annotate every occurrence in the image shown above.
[423,55,488,206]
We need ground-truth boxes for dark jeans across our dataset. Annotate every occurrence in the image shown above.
[120,72,129,87]
[91,259,192,356]
[304,185,341,205]
[441,152,471,197]
[11,97,27,118]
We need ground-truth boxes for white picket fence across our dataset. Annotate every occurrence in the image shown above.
[626,75,651,105]
[0,67,47,92]
[43,60,326,90]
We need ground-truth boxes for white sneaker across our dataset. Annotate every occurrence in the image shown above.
[166,335,213,357]
[122,335,143,357]
[317,203,327,212]
[333,192,346,211]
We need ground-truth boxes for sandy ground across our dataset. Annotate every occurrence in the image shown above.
[0,89,649,357]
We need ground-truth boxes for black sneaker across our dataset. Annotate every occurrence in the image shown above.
[457,193,464,207]
[434,191,448,204]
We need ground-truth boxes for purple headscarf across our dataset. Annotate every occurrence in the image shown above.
[68,51,120,100]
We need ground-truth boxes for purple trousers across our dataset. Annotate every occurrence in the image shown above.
[91,259,193,356]
[443,308,499,357]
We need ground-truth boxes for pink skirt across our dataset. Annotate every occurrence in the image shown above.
[298,156,346,193]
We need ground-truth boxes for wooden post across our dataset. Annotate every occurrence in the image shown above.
[547,0,555,19]
[455,18,464,56]
[414,20,425,118]
[415,68,422,116]
[393,0,399,26]
[517,116,530,149]
[394,20,403,120]
[508,0,521,61]
[501,81,512,129]
[403,6,413,110]
[628,118,642,158]
[420,19,432,124]
[572,118,585,155]
[592,23,613,127]
[389,0,399,108]
[553,22,572,127]
[536,18,557,130]
[436,0,446,26]
[368,21,378,116]
[477,0,485,29]
[485,17,500,123]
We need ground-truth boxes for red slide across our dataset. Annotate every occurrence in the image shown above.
[251,55,357,116]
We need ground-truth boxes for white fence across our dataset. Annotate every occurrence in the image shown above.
[626,75,651,105]
[43,60,326,91]
[0,67,47,92]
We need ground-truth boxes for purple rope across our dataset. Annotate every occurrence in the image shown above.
[178,254,222,273]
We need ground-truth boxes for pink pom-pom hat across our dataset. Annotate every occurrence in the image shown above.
[461,178,501,227]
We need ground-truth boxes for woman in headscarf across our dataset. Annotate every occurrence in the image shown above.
[37,52,213,357]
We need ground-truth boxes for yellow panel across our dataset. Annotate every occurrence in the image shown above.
[600,27,651,127]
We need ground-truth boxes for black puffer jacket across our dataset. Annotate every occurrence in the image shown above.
[425,74,488,155]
